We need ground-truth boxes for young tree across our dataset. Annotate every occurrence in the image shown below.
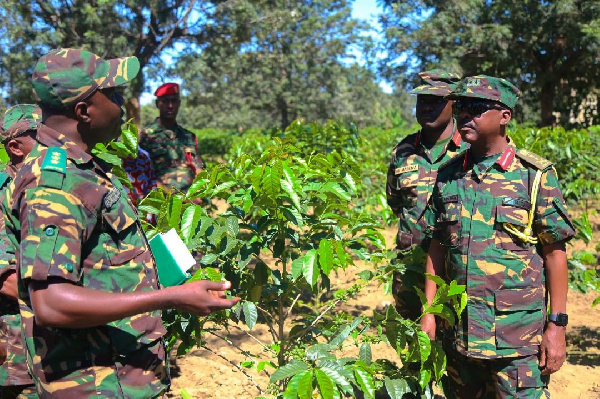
[380,0,600,126]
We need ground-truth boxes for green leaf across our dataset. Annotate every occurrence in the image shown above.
[281,177,301,210]
[168,194,183,229]
[335,241,348,267]
[226,216,240,236]
[180,204,204,246]
[242,301,258,330]
[283,371,306,399]
[270,360,310,382]
[359,343,372,365]
[314,368,334,399]
[303,249,319,288]
[120,121,138,157]
[201,253,218,265]
[330,317,362,346]
[318,239,334,275]
[318,361,353,394]
[291,257,304,280]
[282,207,304,228]
[384,377,410,399]
[430,341,446,381]
[306,344,336,361]
[425,273,446,287]
[297,370,314,399]
[354,367,375,399]
[323,182,351,201]
[419,368,431,389]
[263,166,281,197]
[212,181,237,196]
[180,389,193,399]
[416,330,431,364]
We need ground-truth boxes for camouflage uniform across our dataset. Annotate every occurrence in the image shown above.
[0,105,41,398]
[1,49,169,398]
[428,76,575,398]
[139,120,204,193]
[386,70,467,320]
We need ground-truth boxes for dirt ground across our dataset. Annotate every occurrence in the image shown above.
[168,220,600,399]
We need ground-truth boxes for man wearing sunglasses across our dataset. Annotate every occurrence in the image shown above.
[386,70,468,321]
[0,48,239,398]
[139,82,205,193]
[0,104,41,398]
[421,75,574,398]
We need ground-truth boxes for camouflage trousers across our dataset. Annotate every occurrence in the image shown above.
[0,384,37,399]
[443,346,550,399]
[392,248,428,321]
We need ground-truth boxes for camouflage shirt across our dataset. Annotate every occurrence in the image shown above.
[1,124,169,397]
[0,165,33,387]
[386,129,467,252]
[428,141,575,359]
[139,118,204,192]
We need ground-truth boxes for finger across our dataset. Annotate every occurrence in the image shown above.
[202,280,232,292]
[539,346,547,368]
[210,297,240,311]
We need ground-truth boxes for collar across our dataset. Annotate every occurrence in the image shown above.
[462,139,516,172]
[5,164,18,180]
[36,124,94,166]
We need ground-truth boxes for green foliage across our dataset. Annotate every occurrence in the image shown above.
[509,125,600,203]
[134,119,463,397]
[381,0,600,126]
[568,211,600,307]
[91,120,139,189]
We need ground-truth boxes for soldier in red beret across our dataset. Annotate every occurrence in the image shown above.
[139,82,205,193]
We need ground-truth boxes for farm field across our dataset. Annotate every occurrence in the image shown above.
[167,222,600,399]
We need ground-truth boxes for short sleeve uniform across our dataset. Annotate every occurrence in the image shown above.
[428,142,575,359]
[1,124,169,397]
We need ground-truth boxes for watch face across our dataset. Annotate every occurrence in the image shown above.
[557,314,568,326]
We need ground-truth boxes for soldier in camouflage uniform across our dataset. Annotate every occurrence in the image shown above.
[0,104,41,398]
[139,82,205,193]
[1,48,238,398]
[386,69,468,320]
[421,76,574,398]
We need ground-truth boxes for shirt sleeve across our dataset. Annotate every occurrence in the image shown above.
[0,209,16,278]
[20,187,87,283]
[385,149,401,215]
[533,168,576,245]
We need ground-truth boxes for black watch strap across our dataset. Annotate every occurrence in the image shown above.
[548,313,568,326]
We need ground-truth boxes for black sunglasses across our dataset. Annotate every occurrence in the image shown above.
[452,99,505,116]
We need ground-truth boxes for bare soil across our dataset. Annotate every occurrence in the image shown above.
[168,217,600,399]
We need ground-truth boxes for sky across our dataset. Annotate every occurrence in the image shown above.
[141,0,387,105]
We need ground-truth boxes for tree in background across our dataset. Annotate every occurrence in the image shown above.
[380,0,600,126]
[0,0,222,124]
[173,0,406,130]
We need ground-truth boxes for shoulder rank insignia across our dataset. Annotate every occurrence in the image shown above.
[103,187,121,209]
[41,147,67,174]
[0,172,10,188]
[516,149,553,170]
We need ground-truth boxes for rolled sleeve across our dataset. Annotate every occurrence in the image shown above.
[20,188,86,283]
[534,168,575,245]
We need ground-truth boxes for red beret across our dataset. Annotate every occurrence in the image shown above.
[154,82,180,97]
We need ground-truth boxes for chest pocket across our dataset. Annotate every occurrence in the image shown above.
[437,197,461,247]
[101,191,145,265]
[495,198,531,251]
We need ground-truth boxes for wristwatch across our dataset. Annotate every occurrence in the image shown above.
[548,313,568,327]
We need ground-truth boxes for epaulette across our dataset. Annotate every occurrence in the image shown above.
[515,148,553,171]
[0,172,10,189]
[40,147,67,190]
[438,150,466,171]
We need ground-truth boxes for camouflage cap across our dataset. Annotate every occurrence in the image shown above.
[0,104,42,142]
[447,75,521,110]
[410,69,462,96]
[32,48,140,110]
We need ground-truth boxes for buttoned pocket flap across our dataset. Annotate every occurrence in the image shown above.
[496,202,529,227]
[495,287,543,311]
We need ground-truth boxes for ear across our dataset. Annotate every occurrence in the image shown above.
[499,109,512,126]
[5,139,23,158]
[155,99,160,108]
[73,101,92,123]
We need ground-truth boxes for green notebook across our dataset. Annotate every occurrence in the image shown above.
[149,228,196,287]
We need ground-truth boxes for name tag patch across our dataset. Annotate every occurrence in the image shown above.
[395,165,419,175]
[442,195,459,204]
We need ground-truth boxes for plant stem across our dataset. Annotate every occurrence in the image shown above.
[202,344,264,394]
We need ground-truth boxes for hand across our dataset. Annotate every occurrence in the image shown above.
[170,280,240,316]
[420,313,436,340]
[539,322,566,375]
